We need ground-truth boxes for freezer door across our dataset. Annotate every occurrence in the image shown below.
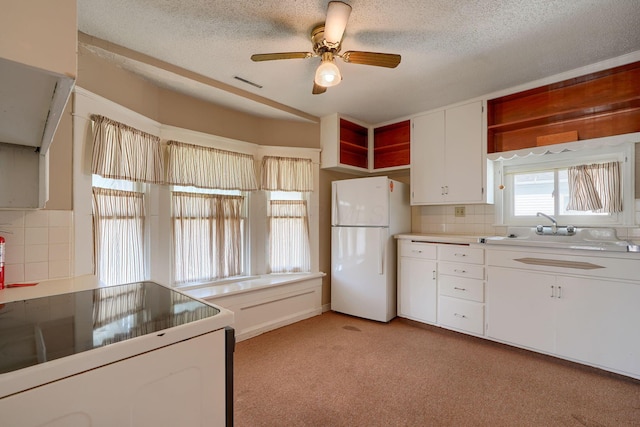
[331,226,393,322]
[332,176,389,226]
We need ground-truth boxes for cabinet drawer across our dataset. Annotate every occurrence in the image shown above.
[439,275,484,302]
[399,241,437,259]
[438,296,484,335]
[438,245,484,264]
[438,262,484,280]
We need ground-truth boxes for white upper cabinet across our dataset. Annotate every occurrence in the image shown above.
[410,100,489,205]
[321,113,410,174]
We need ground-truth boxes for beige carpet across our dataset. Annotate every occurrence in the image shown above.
[234,312,640,426]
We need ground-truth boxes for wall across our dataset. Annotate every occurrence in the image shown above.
[412,200,640,244]
[0,210,72,284]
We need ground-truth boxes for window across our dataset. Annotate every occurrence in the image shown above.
[92,178,147,286]
[267,192,310,273]
[499,145,633,226]
[172,187,246,284]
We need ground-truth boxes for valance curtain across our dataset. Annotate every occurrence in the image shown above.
[268,200,310,273]
[91,115,164,184]
[261,156,314,192]
[566,161,622,213]
[166,140,258,190]
[92,187,147,286]
[172,192,244,284]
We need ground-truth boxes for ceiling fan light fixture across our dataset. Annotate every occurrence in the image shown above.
[315,53,341,87]
[324,1,352,44]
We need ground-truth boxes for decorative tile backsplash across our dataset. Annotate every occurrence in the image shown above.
[0,210,73,284]
[413,199,640,243]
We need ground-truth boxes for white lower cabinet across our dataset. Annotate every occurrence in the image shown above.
[1,330,228,427]
[486,267,557,354]
[436,245,485,335]
[487,263,640,379]
[398,241,437,323]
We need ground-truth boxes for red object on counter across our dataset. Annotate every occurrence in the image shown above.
[6,283,39,288]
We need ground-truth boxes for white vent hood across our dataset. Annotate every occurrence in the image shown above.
[0,57,74,154]
[0,0,76,208]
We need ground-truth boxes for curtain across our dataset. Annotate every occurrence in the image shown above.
[166,140,258,190]
[91,115,164,184]
[566,161,622,213]
[173,192,244,284]
[268,200,310,273]
[261,156,313,192]
[92,188,147,286]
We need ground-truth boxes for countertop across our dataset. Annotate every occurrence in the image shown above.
[0,275,101,304]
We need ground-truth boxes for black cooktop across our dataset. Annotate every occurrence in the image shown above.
[0,281,220,375]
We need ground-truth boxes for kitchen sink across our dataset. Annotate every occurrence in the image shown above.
[480,227,639,252]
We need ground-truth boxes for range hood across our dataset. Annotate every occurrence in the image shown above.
[0,57,75,154]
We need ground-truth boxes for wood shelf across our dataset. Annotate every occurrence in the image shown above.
[374,120,410,169]
[339,118,368,168]
[487,61,640,153]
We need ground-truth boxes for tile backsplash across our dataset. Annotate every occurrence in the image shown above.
[413,200,640,243]
[0,210,73,284]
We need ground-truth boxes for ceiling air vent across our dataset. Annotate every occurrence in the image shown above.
[233,76,263,89]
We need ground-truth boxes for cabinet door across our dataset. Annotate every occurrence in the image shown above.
[555,276,640,377]
[444,100,484,203]
[410,110,445,204]
[398,257,437,323]
[0,330,227,427]
[486,267,555,354]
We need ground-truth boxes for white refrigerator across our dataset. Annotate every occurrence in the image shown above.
[331,176,411,322]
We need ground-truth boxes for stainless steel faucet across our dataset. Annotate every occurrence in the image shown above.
[536,212,557,233]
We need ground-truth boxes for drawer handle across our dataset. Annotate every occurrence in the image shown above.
[412,250,423,254]
[454,253,467,257]
[453,269,467,274]
[454,313,467,319]
[453,287,467,291]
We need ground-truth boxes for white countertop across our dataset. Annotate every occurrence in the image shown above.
[395,233,481,245]
[0,275,101,304]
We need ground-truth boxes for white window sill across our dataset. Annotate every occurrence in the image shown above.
[179,272,325,300]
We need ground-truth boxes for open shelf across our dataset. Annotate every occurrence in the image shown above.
[487,61,640,153]
[373,120,410,169]
[339,118,368,168]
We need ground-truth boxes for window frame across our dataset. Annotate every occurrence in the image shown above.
[170,185,249,286]
[496,144,635,227]
[266,191,311,274]
[91,176,151,284]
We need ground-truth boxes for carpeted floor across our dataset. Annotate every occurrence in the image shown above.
[234,311,640,426]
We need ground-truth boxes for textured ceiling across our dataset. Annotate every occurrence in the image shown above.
[78,0,640,124]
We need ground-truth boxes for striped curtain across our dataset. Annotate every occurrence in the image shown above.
[166,140,258,190]
[172,192,244,284]
[566,161,622,213]
[91,115,164,184]
[92,188,147,286]
[268,200,310,273]
[261,156,313,192]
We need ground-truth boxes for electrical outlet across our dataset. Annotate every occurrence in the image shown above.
[455,206,465,217]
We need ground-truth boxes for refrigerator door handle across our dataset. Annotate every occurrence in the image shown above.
[377,228,385,275]
[332,182,339,226]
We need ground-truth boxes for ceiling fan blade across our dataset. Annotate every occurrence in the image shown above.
[341,51,401,68]
[312,82,327,95]
[251,52,313,62]
[324,1,352,44]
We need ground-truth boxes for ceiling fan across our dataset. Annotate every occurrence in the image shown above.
[250,1,401,94]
